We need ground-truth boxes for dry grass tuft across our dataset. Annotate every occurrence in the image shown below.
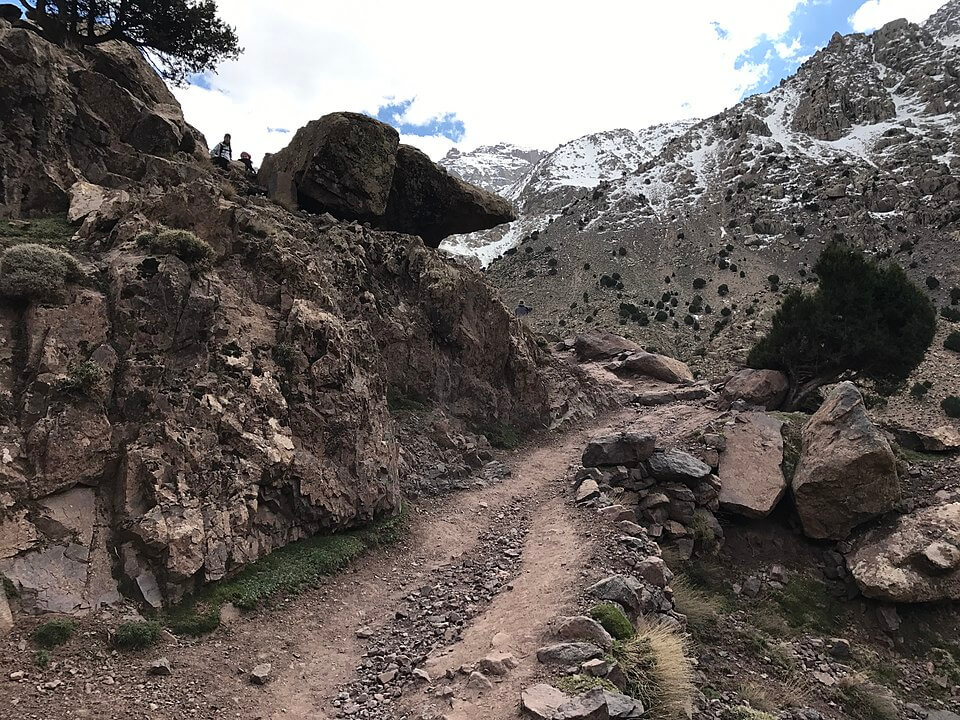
[738,681,776,712]
[614,620,694,719]
[836,672,898,720]
[671,574,726,638]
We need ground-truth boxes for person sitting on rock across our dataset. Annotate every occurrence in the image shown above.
[515,301,532,317]
[239,151,256,176]
[210,133,232,169]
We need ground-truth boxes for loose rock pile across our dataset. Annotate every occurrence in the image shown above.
[574,431,723,558]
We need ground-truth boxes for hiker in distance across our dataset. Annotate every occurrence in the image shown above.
[210,133,232,168]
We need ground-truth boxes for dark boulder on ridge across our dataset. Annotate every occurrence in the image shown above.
[258,113,516,247]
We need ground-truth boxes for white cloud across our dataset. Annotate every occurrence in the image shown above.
[774,35,804,59]
[849,0,946,32]
[174,0,810,164]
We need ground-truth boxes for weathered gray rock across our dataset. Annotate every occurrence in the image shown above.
[554,616,614,650]
[634,556,672,589]
[149,657,172,676]
[719,412,787,518]
[477,652,518,677]
[722,369,789,409]
[792,382,899,540]
[848,502,960,603]
[573,333,643,361]
[555,688,608,720]
[576,478,601,503]
[522,684,569,719]
[603,691,644,719]
[582,432,656,468]
[646,449,711,482]
[607,351,694,384]
[633,385,713,406]
[588,575,642,615]
[250,663,272,685]
[67,181,130,224]
[536,642,604,666]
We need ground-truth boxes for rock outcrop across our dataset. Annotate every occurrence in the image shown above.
[0,19,573,619]
[721,369,789,410]
[848,503,960,603]
[719,412,786,518]
[258,113,515,247]
[792,382,900,540]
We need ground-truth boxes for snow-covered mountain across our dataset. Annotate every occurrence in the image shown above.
[438,143,546,197]
[438,3,960,417]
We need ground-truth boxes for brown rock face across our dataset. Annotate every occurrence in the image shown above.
[257,112,400,217]
[258,115,515,247]
[573,332,642,361]
[606,351,694,384]
[722,369,789,410]
[719,412,786,519]
[848,503,960,603]
[792,382,900,540]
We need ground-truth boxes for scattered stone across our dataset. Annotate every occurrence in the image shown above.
[588,575,642,615]
[876,605,901,633]
[250,663,272,685]
[465,670,493,694]
[413,668,431,682]
[722,369,789,409]
[555,616,614,650]
[535,642,604,666]
[576,479,601,503]
[149,657,172,676]
[741,576,762,597]
[793,382,899,540]
[719,412,786,519]
[521,684,568,719]
[582,432,656,468]
[573,332,643,361]
[616,520,645,537]
[828,638,852,659]
[635,556,672,589]
[555,687,608,720]
[848,503,960,602]
[477,652,518,677]
[633,386,713,406]
[647,449,711,482]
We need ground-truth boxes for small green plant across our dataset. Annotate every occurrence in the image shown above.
[590,603,635,640]
[136,226,214,267]
[943,395,960,419]
[0,243,81,302]
[555,674,619,695]
[0,216,75,249]
[723,707,776,720]
[945,331,960,353]
[33,619,76,648]
[773,575,847,633]
[34,649,51,668]
[910,380,932,398]
[165,510,406,636]
[112,621,162,650]
[480,421,522,450]
[56,360,106,397]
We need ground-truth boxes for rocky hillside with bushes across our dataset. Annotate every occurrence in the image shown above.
[0,15,600,622]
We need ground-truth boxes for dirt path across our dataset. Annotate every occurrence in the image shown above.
[257,410,629,720]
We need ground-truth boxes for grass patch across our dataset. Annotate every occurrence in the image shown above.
[724,707,776,720]
[0,216,74,249]
[112,621,162,650]
[771,575,847,634]
[479,421,522,450]
[738,681,776,712]
[894,445,940,465]
[165,510,407,636]
[835,673,898,720]
[612,621,693,719]
[0,243,81,302]
[555,674,619,695]
[34,649,51,668]
[736,624,797,672]
[272,342,296,370]
[136,226,214,268]
[33,619,75,648]
[386,386,431,415]
[590,602,635,640]
[671,574,727,640]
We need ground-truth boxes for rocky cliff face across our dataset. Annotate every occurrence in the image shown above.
[440,4,960,430]
[438,144,547,197]
[0,18,589,616]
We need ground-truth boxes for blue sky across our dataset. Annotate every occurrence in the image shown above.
[12,0,946,159]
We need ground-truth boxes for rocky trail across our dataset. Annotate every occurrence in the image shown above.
[4,399,648,720]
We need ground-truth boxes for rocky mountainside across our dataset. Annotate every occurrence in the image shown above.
[0,16,600,619]
[441,4,960,431]
[438,143,547,197]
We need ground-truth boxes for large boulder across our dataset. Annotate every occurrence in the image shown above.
[719,412,787,518]
[380,144,516,247]
[606,351,694,384]
[257,112,399,216]
[848,503,960,603]
[792,382,900,540]
[647,449,711,482]
[258,114,515,247]
[573,333,643,361]
[582,432,656,467]
[722,369,789,410]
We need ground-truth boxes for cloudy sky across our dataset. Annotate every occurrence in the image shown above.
[174,0,948,163]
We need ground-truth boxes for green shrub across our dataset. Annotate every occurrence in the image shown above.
[941,306,960,322]
[481,422,522,450]
[0,216,75,249]
[0,243,81,302]
[945,332,960,353]
[910,381,932,398]
[555,674,619,695]
[943,396,960,419]
[56,361,107,397]
[272,342,296,370]
[136,227,214,266]
[34,649,51,668]
[590,602,635,640]
[33,619,75,648]
[748,244,936,408]
[112,621,162,650]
